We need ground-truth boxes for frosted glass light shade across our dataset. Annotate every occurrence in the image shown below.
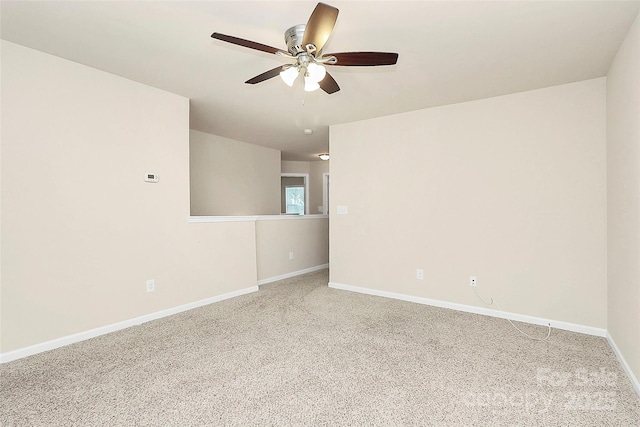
[280,66,299,87]
[307,63,326,83]
[304,76,320,92]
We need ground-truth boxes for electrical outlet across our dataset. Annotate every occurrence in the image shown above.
[146,279,155,293]
[469,276,477,287]
[289,251,294,260]
[416,269,424,280]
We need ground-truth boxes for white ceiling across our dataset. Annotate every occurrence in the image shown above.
[2,1,639,161]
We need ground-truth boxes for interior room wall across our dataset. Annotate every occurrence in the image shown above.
[0,41,258,354]
[281,161,310,174]
[256,217,329,282]
[309,161,329,214]
[330,78,607,329]
[606,13,640,387]
[190,130,281,216]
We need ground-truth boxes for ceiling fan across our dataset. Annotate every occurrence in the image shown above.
[211,2,399,94]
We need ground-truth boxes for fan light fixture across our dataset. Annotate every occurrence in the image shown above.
[280,66,299,86]
[280,63,327,91]
[319,153,330,160]
[211,2,399,95]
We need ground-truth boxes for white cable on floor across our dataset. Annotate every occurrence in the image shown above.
[473,286,552,341]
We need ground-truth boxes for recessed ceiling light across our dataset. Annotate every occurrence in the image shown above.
[303,129,313,135]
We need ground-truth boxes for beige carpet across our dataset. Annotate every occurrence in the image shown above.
[1,269,639,426]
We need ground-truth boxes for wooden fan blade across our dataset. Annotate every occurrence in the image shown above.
[302,3,339,54]
[245,66,284,84]
[325,52,399,66]
[211,32,281,55]
[319,71,340,94]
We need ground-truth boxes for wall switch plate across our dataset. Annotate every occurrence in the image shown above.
[416,269,424,280]
[289,251,294,260]
[337,205,348,215]
[469,276,477,287]
[146,279,155,293]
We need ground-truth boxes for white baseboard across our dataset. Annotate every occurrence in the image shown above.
[0,285,259,364]
[606,332,640,398]
[328,281,607,337]
[257,264,329,286]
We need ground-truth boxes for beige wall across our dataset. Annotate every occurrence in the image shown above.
[0,42,258,353]
[190,130,281,216]
[330,78,607,328]
[281,161,310,174]
[309,161,329,214]
[282,160,329,214]
[256,218,329,281]
[607,13,640,384]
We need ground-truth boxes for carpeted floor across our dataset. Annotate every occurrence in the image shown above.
[1,269,639,426]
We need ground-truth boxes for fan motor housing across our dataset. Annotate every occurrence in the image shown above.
[284,24,306,55]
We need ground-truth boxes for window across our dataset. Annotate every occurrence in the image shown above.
[285,186,305,214]
[281,173,308,215]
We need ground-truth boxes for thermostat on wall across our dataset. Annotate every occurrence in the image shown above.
[144,173,159,183]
